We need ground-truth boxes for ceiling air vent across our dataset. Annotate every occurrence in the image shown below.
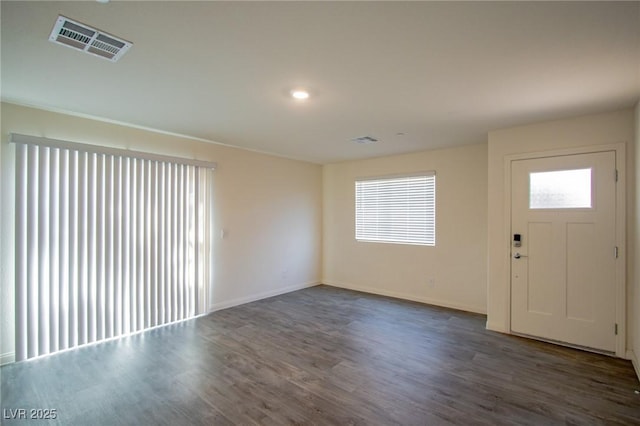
[49,15,132,62]
[351,136,379,144]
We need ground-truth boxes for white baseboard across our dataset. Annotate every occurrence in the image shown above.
[0,351,15,366]
[626,350,640,382]
[208,281,320,313]
[486,320,509,334]
[323,280,486,315]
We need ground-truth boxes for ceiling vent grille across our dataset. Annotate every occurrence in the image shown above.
[49,15,132,62]
[351,136,379,144]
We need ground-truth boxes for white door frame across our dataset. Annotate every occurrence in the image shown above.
[503,143,626,358]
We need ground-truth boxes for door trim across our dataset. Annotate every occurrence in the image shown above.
[503,143,626,358]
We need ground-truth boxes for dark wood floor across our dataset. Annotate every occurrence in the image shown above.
[2,285,639,425]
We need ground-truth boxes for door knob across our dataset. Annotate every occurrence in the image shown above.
[513,253,528,259]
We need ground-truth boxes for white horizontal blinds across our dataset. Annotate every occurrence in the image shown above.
[355,173,436,246]
[14,141,212,361]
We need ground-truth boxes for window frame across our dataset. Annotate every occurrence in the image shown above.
[355,171,436,247]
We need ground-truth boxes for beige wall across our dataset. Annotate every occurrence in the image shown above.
[0,103,323,363]
[633,100,640,376]
[486,110,635,352]
[323,143,488,314]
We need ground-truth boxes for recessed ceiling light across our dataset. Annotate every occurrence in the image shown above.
[291,90,310,100]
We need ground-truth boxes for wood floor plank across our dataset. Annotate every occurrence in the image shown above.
[1,285,639,425]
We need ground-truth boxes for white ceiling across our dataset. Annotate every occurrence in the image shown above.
[2,1,639,164]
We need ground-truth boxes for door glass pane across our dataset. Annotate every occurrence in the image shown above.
[529,168,592,209]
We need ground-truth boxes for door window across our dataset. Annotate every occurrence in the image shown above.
[529,168,592,209]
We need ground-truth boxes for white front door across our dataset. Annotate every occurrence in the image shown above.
[510,151,617,352]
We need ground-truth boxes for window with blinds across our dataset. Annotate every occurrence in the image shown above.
[12,134,214,361]
[355,173,435,246]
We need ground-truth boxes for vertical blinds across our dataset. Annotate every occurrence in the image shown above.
[355,173,436,246]
[13,135,213,361]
